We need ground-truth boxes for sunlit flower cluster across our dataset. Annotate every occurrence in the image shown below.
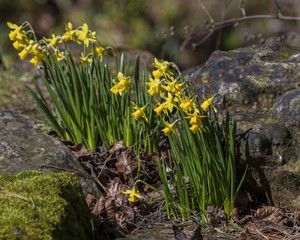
[7,21,106,66]
[131,58,218,136]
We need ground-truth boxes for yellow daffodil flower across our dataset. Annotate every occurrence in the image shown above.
[189,123,205,134]
[185,112,206,133]
[154,93,177,115]
[93,46,106,61]
[179,97,197,113]
[165,78,184,94]
[18,43,33,60]
[75,23,96,47]
[131,102,148,122]
[163,92,178,113]
[43,34,61,47]
[154,102,165,116]
[123,185,142,202]
[152,58,174,79]
[62,22,75,42]
[146,75,166,97]
[110,72,132,96]
[13,40,26,50]
[186,112,206,125]
[27,43,43,65]
[162,119,178,136]
[29,55,42,66]
[7,22,24,41]
[201,95,217,112]
[80,53,93,66]
[55,50,65,62]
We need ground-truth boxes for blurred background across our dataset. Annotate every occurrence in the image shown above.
[1,0,300,70]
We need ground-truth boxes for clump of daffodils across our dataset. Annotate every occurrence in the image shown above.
[128,58,218,136]
[7,21,107,66]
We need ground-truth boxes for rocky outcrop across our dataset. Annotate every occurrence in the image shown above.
[0,110,101,199]
[185,45,300,209]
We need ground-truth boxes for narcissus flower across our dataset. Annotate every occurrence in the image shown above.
[75,23,96,47]
[123,185,142,202]
[80,53,93,66]
[131,102,148,122]
[7,22,24,41]
[146,75,166,97]
[163,93,178,113]
[29,55,42,66]
[162,119,178,136]
[154,102,165,116]
[165,78,184,94]
[189,123,205,134]
[154,93,178,116]
[93,46,106,61]
[28,43,43,65]
[55,50,65,62]
[185,112,206,133]
[152,58,174,79]
[179,97,197,113]
[62,22,75,42]
[201,95,217,112]
[43,34,61,47]
[18,44,33,60]
[110,72,132,96]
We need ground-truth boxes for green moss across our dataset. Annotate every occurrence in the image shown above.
[0,171,92,240]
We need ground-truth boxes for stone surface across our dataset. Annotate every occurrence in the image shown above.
[0,110,101,198]
[272,88,300,123]
[185,45,300,209]
[187,45,300,108]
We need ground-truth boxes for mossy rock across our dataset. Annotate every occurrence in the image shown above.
[0,171,93,240]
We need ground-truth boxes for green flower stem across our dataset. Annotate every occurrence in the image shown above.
[126,92,131,146]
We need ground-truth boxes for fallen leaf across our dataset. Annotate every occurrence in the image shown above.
[254,206,285,223]
[85,193,96,209]
[108,140,126,154]
[67,143,91,158]
[115,148,137,176]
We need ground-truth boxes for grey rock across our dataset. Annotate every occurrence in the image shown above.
[272,88,300,124]
[186,45,300,107]
[0,110,101,198]
[186,45,300,209]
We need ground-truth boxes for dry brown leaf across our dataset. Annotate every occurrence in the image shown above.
[92,196,106,216]
[279,217,294,227]
[145,189,162,200]
[294,210,300,219]
[254,206,285,223]
[108,140,126,154]
[115,211,128,230]
[107,177,128,198]
[85,193,96,209]
[231,208,240,223]
[104,196,117,219]
[115,148,137,176]
[240,227,255,240]
[67,143,91,158]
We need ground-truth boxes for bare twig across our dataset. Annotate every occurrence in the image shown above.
[0,191,28,201]
[191,0,300,50]
[197,0,214,24]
